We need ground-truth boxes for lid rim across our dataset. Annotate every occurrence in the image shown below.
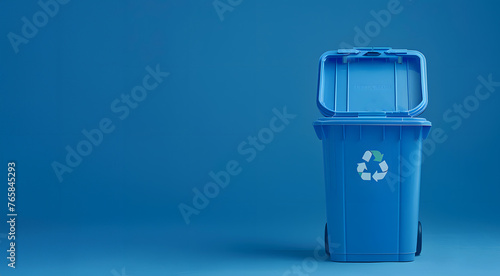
[313,117,432,126]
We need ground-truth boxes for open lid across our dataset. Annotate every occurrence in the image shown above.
[317,47,428,117]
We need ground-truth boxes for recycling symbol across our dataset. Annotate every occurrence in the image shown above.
[357,150,389,182]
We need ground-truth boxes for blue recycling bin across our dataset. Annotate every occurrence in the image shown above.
[313,47,431,262]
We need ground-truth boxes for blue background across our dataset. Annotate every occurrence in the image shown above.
[1,0,500,275]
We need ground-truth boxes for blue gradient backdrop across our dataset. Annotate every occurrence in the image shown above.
[1,0,499,275]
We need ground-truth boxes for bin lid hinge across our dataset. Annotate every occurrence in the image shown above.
[385,49,408,55]
[337,49,360,55]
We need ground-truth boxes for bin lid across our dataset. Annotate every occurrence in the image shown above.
[317,47,428,117]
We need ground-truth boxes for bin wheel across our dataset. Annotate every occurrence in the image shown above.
[324,223,330,256]
[416,221,422,256]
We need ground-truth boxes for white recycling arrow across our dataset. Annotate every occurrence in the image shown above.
[357,150,389,182]
[372,171,387,182]
[362,151,372,162]
[379,160,388,172]
[361,172,371,181]
[357,162,367,173]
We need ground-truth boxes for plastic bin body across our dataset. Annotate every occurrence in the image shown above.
[315,118,430,261]
[313,48,431,262]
